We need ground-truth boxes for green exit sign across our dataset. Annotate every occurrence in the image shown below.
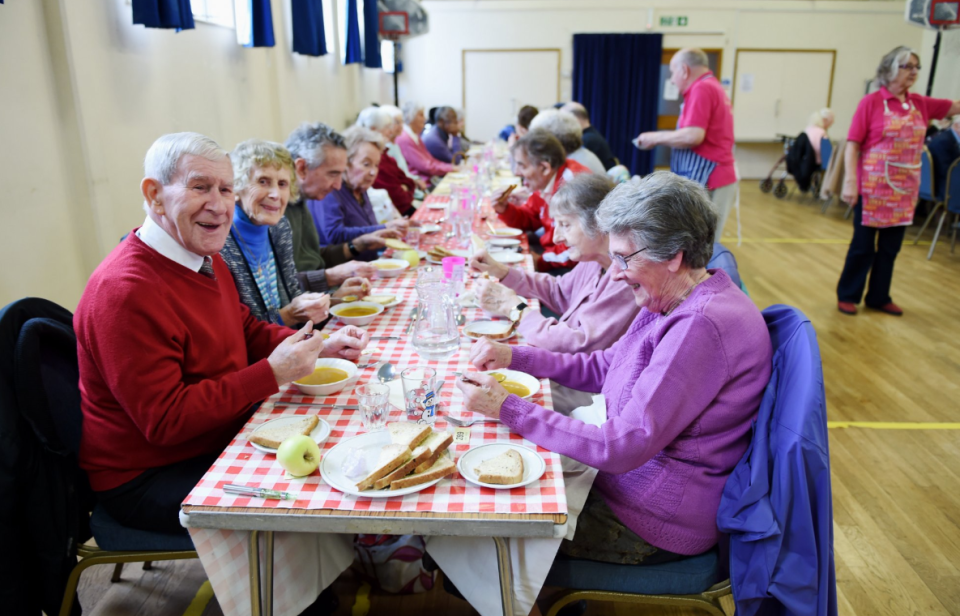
[660,15,689,26]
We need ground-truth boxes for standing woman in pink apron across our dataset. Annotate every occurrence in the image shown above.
[837,46,960,316]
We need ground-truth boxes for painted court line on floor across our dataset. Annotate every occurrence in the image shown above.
[828,421,960,430]
[183,580,214,616]
[720,237,934,245]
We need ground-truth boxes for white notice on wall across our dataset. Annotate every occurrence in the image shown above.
[663,79,679,101]
[741,73,754,93]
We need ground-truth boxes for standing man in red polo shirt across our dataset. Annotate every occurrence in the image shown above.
[636,48,737,242]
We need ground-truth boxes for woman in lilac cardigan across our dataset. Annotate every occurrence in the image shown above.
[470,174,639,356]
[458,172,773,564]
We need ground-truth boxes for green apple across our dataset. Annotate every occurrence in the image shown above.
[276,435,322,477]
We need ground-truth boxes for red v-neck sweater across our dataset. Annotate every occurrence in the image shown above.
[76,232,289,491]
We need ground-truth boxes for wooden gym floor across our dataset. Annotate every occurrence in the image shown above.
[72,183,960,616]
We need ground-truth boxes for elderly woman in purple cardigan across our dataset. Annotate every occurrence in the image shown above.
[458,172,773,565]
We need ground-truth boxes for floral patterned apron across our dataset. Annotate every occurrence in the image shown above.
[859,98,926,228]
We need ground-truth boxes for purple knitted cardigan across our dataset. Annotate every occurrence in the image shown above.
[500,270,772,555]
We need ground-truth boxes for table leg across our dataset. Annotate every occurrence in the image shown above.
[248,530,262,616]
[492,536,516,616]
[264,531,275,616]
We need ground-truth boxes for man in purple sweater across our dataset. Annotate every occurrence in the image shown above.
[458,172,772,563]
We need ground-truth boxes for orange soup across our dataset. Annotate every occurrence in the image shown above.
[296,367,349,385]
[375,262,403,270]
[335,306,379,317]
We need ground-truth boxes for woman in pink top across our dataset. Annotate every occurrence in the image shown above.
[836,46,960,317]
[470,175,640,410]
[804,108,835,165]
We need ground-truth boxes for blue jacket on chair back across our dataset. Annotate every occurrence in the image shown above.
[717,305,837,616]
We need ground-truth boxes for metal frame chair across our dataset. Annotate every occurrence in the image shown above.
[911,146,944,257]
[0,297,200,616]
[544,580,731,616]
[916,156,960,260]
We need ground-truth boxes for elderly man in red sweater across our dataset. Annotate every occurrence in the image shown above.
[75,132,370,535]
[493,129,589,272]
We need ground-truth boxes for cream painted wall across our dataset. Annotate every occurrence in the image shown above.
[0,0,388,310]
[400,0,934,178]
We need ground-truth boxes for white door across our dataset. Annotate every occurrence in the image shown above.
[463,50,560,142]
[733,50,834,141]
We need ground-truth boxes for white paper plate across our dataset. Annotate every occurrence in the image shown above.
[463,319,516,342]
[321,432,455,498]
[484,369,540,399]
[457,444,546,490]
[488,227,523,238]
[420,224,441,234]
[490,251,524,264]
[249,416,332,454]
[428,202,449,210]
[366,293,403,309]
[487,238,521,248]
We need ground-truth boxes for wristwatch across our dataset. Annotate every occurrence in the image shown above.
[347,241,360,257]
[509,301,529,322]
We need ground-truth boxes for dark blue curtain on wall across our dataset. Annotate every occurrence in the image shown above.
[572,33,662,177]
[248,0,276,47]
[344,0,363,64]
[132,0,195,30]
[363,0,382,68]
[292,0,327,56]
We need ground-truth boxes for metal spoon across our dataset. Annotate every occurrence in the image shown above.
[377,362,398,383]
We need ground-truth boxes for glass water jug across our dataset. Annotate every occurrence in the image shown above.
[411,280,460,360]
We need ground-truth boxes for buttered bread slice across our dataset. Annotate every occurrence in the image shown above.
[474,449,524,485]
[387,421,432,449]
[249,415,319,449]
[356,444,411,491]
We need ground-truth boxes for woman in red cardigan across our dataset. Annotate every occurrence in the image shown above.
[357,107,418,216]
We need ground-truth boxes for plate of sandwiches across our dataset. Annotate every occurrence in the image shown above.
[321,422,457,498]
[463,319,517,342]
[426,246,470,264]
[248,415,332,454]
[457,444,546,490]
[362,293,403,309]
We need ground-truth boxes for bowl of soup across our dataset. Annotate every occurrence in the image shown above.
[330,301,384,326]
[293,358,358,396]
[371,258,410,278]
[485,369,540,399]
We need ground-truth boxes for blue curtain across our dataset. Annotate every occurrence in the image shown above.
[132,0,195,30]
[363,0,382,68]
[250,0,276,47]
[291,0,327,56]
[344,0,363,64]
[572,33,662,176]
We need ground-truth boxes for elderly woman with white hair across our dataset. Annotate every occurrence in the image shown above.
[221,139,372,326]
[530,108,607,175]
[379,105,429,196]
[458,171,772,564]
[836,46,960,317]
[309,126,409,261]
[396,101,458,182]
[357,106,419,216]
[804,108,835,166]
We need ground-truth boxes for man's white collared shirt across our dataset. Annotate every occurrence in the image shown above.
[136,215,205,273]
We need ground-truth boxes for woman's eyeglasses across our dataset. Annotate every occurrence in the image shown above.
[899,63,921,72]
[611,246,648,270]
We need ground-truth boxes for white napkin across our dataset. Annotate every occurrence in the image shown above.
[386,379,405,412]
[569,394,607,426]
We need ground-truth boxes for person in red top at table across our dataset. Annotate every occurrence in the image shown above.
[75,133,370,535]
[493,129,589,273]
[836,46,960,317]
[636,48,737,242]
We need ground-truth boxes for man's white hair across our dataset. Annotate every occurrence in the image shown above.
[144,132,228,186]
[673,48,708,69]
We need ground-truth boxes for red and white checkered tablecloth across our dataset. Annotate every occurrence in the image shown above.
[182,201,568,616]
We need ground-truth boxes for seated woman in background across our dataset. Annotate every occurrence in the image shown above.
[357,106,418,217]
[470,174,639,410]
[804,108,835,165]
[222,139,370,325]
[309,127,409,261]
[458,172,773,565]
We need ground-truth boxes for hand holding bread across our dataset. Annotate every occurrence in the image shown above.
[476,279,519,317]
[470,250,510,280]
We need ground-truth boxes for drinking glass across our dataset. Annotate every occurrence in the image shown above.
[401,366,438,424]
[357,382,390,431]
[405,226,422,250]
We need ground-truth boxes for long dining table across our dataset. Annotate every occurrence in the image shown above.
[180,185,571,616]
